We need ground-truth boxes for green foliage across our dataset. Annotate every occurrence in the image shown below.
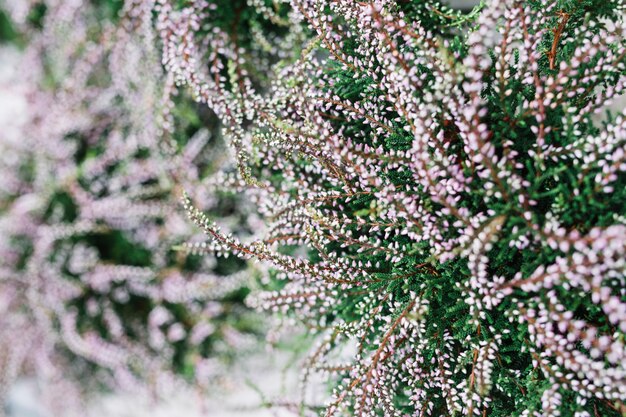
[0,8,17,42]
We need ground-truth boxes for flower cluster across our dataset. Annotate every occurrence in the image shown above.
[176,0,626,415]
[0,0,267,412]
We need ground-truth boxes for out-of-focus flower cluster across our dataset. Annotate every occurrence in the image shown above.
[0,0,274,412]
[174,0,626,416]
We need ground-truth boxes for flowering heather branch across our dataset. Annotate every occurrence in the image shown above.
[174,0,626,415]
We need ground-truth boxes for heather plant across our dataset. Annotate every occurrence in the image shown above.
[0,0,284,412]
[175,0,626,416]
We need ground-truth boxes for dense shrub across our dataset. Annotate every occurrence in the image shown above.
[1,0,625,416]
[177,0,626,416]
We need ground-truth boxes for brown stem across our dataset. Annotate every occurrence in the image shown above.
[548,12,570,70]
